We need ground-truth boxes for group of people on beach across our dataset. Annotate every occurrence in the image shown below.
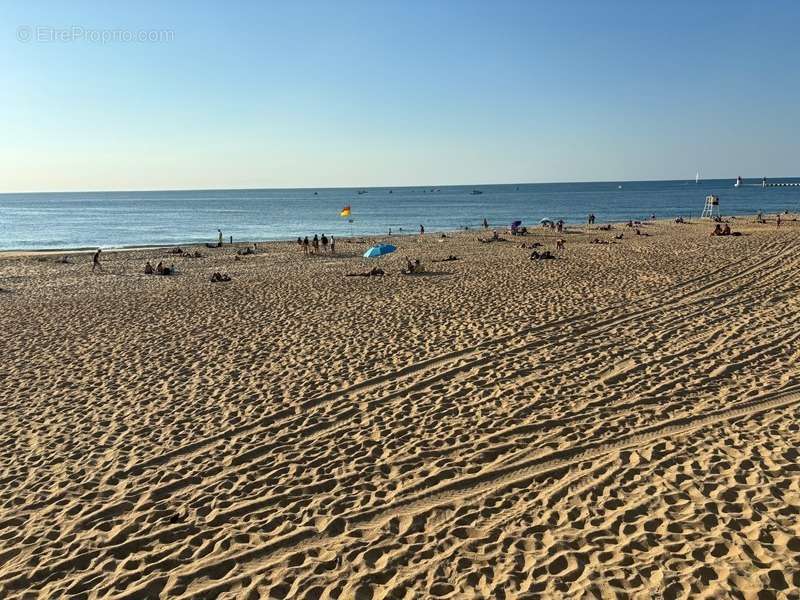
[710,223,741,237]
[144,261,176,275]
[298,234,335,255]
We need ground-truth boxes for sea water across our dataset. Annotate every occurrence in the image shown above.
[0,179,798,251]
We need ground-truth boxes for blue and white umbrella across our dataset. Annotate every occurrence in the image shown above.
[363,244,397,258]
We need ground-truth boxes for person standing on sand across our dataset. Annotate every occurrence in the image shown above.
[419,224,425,235]
[483,217,489,229]
[330,235,335,254]
[92,248,102,272]
[321,233,329,253]
[302,236,310,255]
[217,229,223,247]
[777,214,782,228]
[312,234,319,254]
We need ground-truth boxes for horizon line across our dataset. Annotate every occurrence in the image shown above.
[1,175,794,196]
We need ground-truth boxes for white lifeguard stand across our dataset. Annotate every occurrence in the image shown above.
[701,194,720,219]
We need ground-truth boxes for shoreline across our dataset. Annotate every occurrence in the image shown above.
[1,212,793,258]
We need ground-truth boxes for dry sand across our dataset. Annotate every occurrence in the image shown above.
[1,216,799,599]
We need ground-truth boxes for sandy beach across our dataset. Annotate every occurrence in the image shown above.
[1,216,799,599]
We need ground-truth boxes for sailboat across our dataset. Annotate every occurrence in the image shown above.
[695,172,700,184]
[735,176,742,188]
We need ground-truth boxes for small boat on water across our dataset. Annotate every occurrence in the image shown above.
[696,171,700,184]
[470,190,483,195]
[357,189,368,195]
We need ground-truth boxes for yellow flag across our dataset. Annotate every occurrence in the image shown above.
[340,205,351,217]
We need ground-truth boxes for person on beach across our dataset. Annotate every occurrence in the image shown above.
[217,229,223,247]
[297,237,303,251]
[302,236,310,255]
[401,258,424,274]
[777,214,782,228]
[321,234,329,252]
[347,267,384,277]
[419,224,425,235]
[144,261,154,274]
[312,234,319,254]
[92,249,102,272]
[330,235,335,254]
[483,217,489,229]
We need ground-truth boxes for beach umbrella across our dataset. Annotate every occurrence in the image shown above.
[540,218,554,225]
[363,244,397,258]
[511,220,522,228]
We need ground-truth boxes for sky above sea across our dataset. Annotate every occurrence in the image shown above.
[1,0,799,192]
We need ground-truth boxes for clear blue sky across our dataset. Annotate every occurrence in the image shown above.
[1,0,798,192]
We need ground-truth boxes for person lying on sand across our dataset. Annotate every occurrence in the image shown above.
[478,231,507,243]
[530,250,555,260]
[432,255,459,262]
[590,238,612,244]
[346,267,385,277]
[598,224,612,231]
[520,242,542,249]
[614,233,624,240]
[210,272,231,282]
[56,255,71,264]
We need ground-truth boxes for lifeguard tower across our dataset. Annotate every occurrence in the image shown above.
[701,194,720,220]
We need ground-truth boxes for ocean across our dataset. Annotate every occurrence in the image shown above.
[1,179,798,251]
